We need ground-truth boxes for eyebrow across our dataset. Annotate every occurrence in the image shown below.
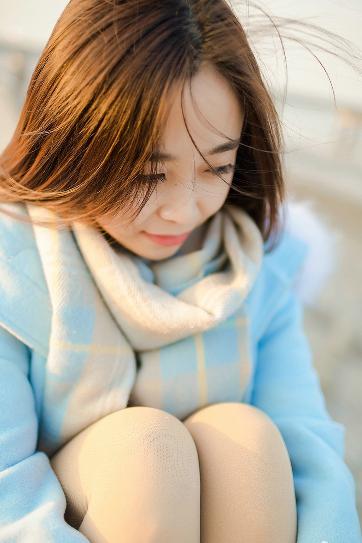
[149,138,240,162]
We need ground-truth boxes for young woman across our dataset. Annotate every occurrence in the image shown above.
[0,1,360,542]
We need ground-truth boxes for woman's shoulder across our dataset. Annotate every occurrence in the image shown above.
[246,198,337,336]
[0,201,48,292]
[263,198,337,306]
[0,202,51,356]
[242,229,307,346]
[0,201,40,261]
[262,229,309,288]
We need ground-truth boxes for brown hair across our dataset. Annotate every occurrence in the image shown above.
[0,0,359,252]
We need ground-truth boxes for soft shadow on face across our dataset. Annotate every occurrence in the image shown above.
[96,61,244,261]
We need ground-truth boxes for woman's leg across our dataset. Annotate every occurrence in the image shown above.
[183,402,297,543]
[50,406,200,543]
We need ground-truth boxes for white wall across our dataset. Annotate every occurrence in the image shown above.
[240,0,362,110]
[0,0,360,107]
[0,0,68,49]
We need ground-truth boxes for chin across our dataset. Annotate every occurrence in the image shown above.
[121,243,178,262]
[142,247,180,261]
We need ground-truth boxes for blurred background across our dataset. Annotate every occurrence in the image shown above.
[0,0,361,520]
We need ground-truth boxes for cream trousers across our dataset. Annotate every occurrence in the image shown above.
[50,402,297,543]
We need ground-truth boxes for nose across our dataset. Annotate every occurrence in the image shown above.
[158,179,200,225]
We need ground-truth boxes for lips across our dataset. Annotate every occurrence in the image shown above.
[143,230,191,246]
[147,231,191,237]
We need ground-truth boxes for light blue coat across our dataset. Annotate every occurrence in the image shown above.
[0,204,361,542]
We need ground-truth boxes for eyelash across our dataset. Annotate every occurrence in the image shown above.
[140,164,235,183]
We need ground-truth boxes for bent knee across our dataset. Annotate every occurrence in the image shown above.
[105,406,198,452]
[73,406,196,447]
[184,402,289,460]
[76,407,199,483]
[51,407,200,530]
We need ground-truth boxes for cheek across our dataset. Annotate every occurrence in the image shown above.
[96,214,130,238]
[99,201,147,230]
[203,181,231,208]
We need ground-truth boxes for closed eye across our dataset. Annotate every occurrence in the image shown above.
[139,164,235,183]
[209,164,235,175]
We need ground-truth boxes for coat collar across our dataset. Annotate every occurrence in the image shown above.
[0,250,51,357]
[0,202,51,357]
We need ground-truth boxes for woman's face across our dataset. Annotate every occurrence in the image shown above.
[96,62,244,261]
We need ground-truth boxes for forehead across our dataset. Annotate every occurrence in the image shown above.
[156,63,244,160]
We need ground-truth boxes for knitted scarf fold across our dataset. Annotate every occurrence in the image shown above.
[72,204,264,349]
[27,203,263,454]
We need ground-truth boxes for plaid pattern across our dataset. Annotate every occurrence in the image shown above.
[26,203,263,456]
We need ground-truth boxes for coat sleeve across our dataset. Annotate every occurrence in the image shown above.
[250,283,362,543]
[0,325,90,542]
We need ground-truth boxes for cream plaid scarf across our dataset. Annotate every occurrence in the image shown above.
[27,203,263,455]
